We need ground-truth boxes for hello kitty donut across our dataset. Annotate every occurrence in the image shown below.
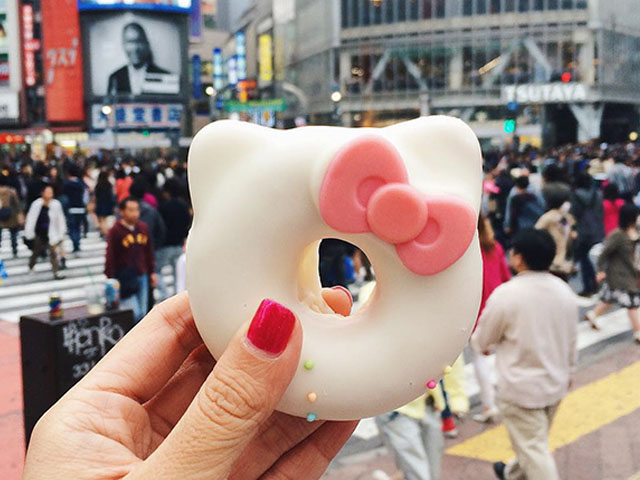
[186,116,483,421]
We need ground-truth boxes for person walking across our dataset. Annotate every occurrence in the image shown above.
[603,183,625,236]
[94,170,116,237]
[571,172,605,296]
[470,213,511,424]
[24,185,67,280]
[505,176,544,239]
[535,197,576,281]
[0,174,23,258]
[104,197,156,323]
[472,229,578,480]
[156,178,191,300]
[584,203,640,343]
[62,164,87,254]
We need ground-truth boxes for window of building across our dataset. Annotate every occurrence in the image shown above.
[351,0,360,27]
[518,0,530,12]
[408,0,419,19]
[463,0,473,16]
[422,0,432,19]
[504,0,516,12]
[477,0,487,14]
[373,1,382,24]
[384,0,394,23]
[548,0,559,9]
[532,0,543,9]
[341,0,349,27]
[490,0,500,14]
[363,0,371,25]
[398,0,407,21]
[434,0,445,17]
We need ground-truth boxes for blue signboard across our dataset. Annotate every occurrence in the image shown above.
[192,54,202,100]
[78,1,192,14]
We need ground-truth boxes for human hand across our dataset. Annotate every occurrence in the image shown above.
[23,288,357,480]
[150,272,158,288]
[596,271,606,283]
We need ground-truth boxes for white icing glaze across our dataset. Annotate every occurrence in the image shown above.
[186,116,483,420]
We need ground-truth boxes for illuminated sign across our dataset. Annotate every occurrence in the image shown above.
[235,31,246,81]
[22,4,40,87]
[213,47,223,90]
[502,83,590,104]
[258,34,273,83]
[42,0,85,123]
[91,103,183,130]
[78,1,192,13]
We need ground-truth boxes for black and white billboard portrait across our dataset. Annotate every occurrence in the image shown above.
[87,12,182,97]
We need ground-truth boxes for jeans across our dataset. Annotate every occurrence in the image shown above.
[121,274,149,323]
[575,239,597,293]
[0,227,19,256]
[155,245,183,300]
[67,213,85,252]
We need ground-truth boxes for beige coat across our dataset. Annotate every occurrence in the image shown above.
[0,185,22,229]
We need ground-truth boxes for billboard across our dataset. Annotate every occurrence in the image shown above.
[90,102,182,130]
[85,12,183,98]
[42,0,85,123]
[78,0,192,14]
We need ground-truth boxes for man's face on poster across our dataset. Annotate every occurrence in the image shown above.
[123,25,151,69]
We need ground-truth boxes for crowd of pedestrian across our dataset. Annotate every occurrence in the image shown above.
[0,152,192,321]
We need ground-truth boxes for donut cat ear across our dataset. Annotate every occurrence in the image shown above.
[188,121,270,211]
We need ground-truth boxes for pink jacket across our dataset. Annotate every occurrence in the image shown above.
[474,242,511,332]
[603,198,625,235]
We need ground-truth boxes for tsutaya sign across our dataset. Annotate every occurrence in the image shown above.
[502,83,591,104]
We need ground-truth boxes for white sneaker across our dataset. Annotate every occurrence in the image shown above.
[633,331,640,344]
[472,407,499,423]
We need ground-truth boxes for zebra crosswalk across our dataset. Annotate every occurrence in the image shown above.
[0,229,174,323]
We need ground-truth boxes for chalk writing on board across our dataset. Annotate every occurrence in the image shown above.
[61,316,125,360]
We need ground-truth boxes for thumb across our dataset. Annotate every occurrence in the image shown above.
[137,299,302,479]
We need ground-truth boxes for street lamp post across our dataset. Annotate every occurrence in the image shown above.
[331,90,342,126]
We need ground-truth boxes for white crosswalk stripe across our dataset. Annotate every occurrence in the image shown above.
[0,229,175,323]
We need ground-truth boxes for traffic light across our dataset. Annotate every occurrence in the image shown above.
[504,118,516,133]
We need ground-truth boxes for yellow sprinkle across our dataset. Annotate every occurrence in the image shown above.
[307,392,317,403]
[444,365,453,375]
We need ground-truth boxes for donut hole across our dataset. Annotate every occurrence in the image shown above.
[318,239,376,313]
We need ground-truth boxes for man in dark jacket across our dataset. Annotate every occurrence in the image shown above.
[62,164,86,253]
[105,197,156,323]
[571,172,605,296]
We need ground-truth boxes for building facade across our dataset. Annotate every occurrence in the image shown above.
[285,0,640,147]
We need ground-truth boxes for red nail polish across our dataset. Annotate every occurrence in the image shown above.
[331,286,353,306]
[246,299,296,356]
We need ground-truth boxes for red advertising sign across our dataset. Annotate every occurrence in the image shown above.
[22,5,39,87]
[41,0,84,123]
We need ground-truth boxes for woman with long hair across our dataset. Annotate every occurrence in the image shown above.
[470,213,512,423]
[95,170,116,237]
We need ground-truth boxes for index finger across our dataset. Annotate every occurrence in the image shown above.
[79,292,204,403]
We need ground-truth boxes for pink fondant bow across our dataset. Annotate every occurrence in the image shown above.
[319,136,476,276]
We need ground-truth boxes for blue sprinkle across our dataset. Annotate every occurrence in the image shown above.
[306,413,317,422]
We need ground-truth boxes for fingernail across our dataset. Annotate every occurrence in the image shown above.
[246,299,296,356]
[331,286,353,307]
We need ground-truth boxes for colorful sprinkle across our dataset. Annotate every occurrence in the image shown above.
[307,392,318,403]
[443,366,452,375]
[304,360,315,371]
[306,413,317,422]
[426,380,437,390]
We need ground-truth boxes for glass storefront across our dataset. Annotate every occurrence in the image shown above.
[341,0,588,29]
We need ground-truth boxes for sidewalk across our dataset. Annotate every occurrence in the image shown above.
[324,340,640,479]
